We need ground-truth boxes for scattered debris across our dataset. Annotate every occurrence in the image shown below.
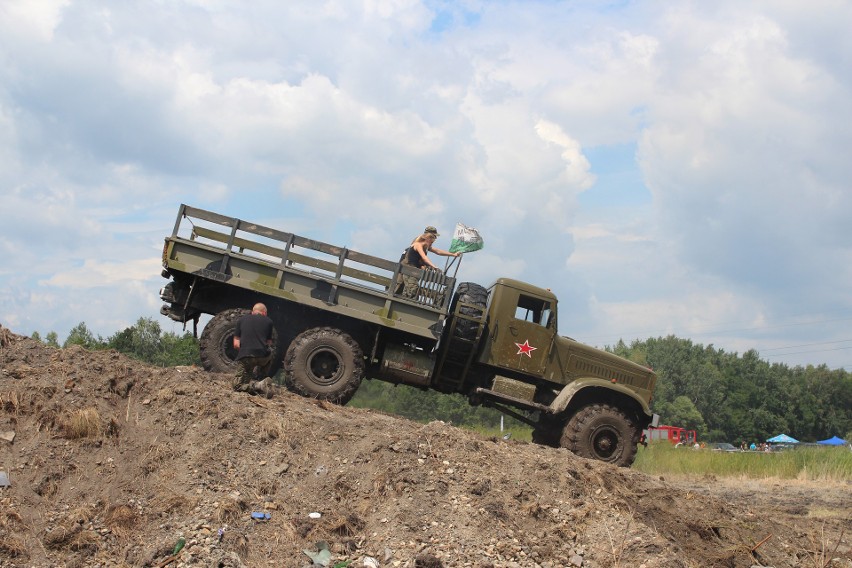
[303,541,332,566]
[173,536,186,554]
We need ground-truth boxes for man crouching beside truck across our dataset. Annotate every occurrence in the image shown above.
[232,303,275,398]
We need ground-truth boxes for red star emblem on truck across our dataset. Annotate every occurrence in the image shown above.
[515,340,537,358]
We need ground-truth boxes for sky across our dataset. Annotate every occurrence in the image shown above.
[1,0,851,371]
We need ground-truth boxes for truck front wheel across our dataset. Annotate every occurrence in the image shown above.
[284,327,364,405]
[561,404,639,467]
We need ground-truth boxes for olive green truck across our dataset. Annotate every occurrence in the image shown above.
[158,204,658,466]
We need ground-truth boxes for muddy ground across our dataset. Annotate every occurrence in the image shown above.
[0,325,849,567]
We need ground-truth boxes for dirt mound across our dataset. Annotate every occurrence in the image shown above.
[0,324,849,567]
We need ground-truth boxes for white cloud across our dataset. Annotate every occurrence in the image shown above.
[40,258,161,288]
[534,120,595,191]
[0,0,849,369]
[0,0,69,41]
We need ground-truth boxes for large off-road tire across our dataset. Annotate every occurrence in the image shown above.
[199,308,281,375]
[199,308,249,374]
[560,404,640,467]
[283,327,364,405]
[446,282,488,361]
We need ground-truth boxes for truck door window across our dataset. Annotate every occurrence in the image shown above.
[514,295,552,327]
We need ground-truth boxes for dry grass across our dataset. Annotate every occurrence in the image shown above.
[801,525,846,568]
[0,535,27,558]
[0,501,28,557]
[216,496,247,524]
[325,512,365,537]
[152,492,195,516]
[257,416,288,442]
[34,474,59,498]
[60,407,102,439]
[104,504,137,538]
[0,390,23,414]
[69,530,100,553]
[140,442,174,475]
[0,499,23,528]
[0,325,13,347]
[372,470,392,496]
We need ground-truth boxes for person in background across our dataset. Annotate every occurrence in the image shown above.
[233,303,275,397]
[395,226,459,299]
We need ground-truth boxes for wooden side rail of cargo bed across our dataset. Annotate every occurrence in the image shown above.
[173,203,456,310]
[189,225,396,289]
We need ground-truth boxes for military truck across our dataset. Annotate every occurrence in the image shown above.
[158,204,658,466]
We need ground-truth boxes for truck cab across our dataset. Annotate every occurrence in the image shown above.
[451,278,658,466]
[479,278,556,377]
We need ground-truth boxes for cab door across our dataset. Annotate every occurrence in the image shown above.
[488,292,554,376]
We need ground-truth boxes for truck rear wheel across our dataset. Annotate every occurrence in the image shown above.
[199,308,249,373]
[284,327,364,404]
[200,308,281,375]
[561,404,639,467]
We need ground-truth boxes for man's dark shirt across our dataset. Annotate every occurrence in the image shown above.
[235,313,274,360]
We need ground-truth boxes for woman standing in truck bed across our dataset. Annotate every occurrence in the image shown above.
[396,226,458,299]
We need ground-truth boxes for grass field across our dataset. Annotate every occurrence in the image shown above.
[634,442,852,481]
[463,425,852,481]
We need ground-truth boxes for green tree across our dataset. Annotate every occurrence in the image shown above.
[45,331,60,348]
[63,322,104,350]
[106,317,199,367]
[656,396,707,438]
[157,331,201,367]
[32,330,61,347]
[108,318,162,363]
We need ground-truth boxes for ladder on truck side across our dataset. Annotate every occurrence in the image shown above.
[431,297,488,393]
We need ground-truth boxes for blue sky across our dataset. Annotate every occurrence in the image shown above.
[1,0,850,370]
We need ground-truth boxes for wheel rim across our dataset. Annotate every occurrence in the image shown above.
[590,425,621,460]
[307,347,344,385]
[221,333,239,363]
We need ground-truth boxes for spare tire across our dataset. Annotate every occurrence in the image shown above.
[445,282,488,365]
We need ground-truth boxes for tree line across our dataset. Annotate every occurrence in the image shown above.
[609,336,852,445]
[32,318,201,369]
[30,319,852,444]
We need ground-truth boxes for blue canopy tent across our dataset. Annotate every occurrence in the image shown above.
[817,435,847,446]
[766,434,799,444]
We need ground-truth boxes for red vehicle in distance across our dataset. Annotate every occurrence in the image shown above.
[644,424,697,446]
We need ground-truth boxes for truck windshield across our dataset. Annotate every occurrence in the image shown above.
[514,295,552,327]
